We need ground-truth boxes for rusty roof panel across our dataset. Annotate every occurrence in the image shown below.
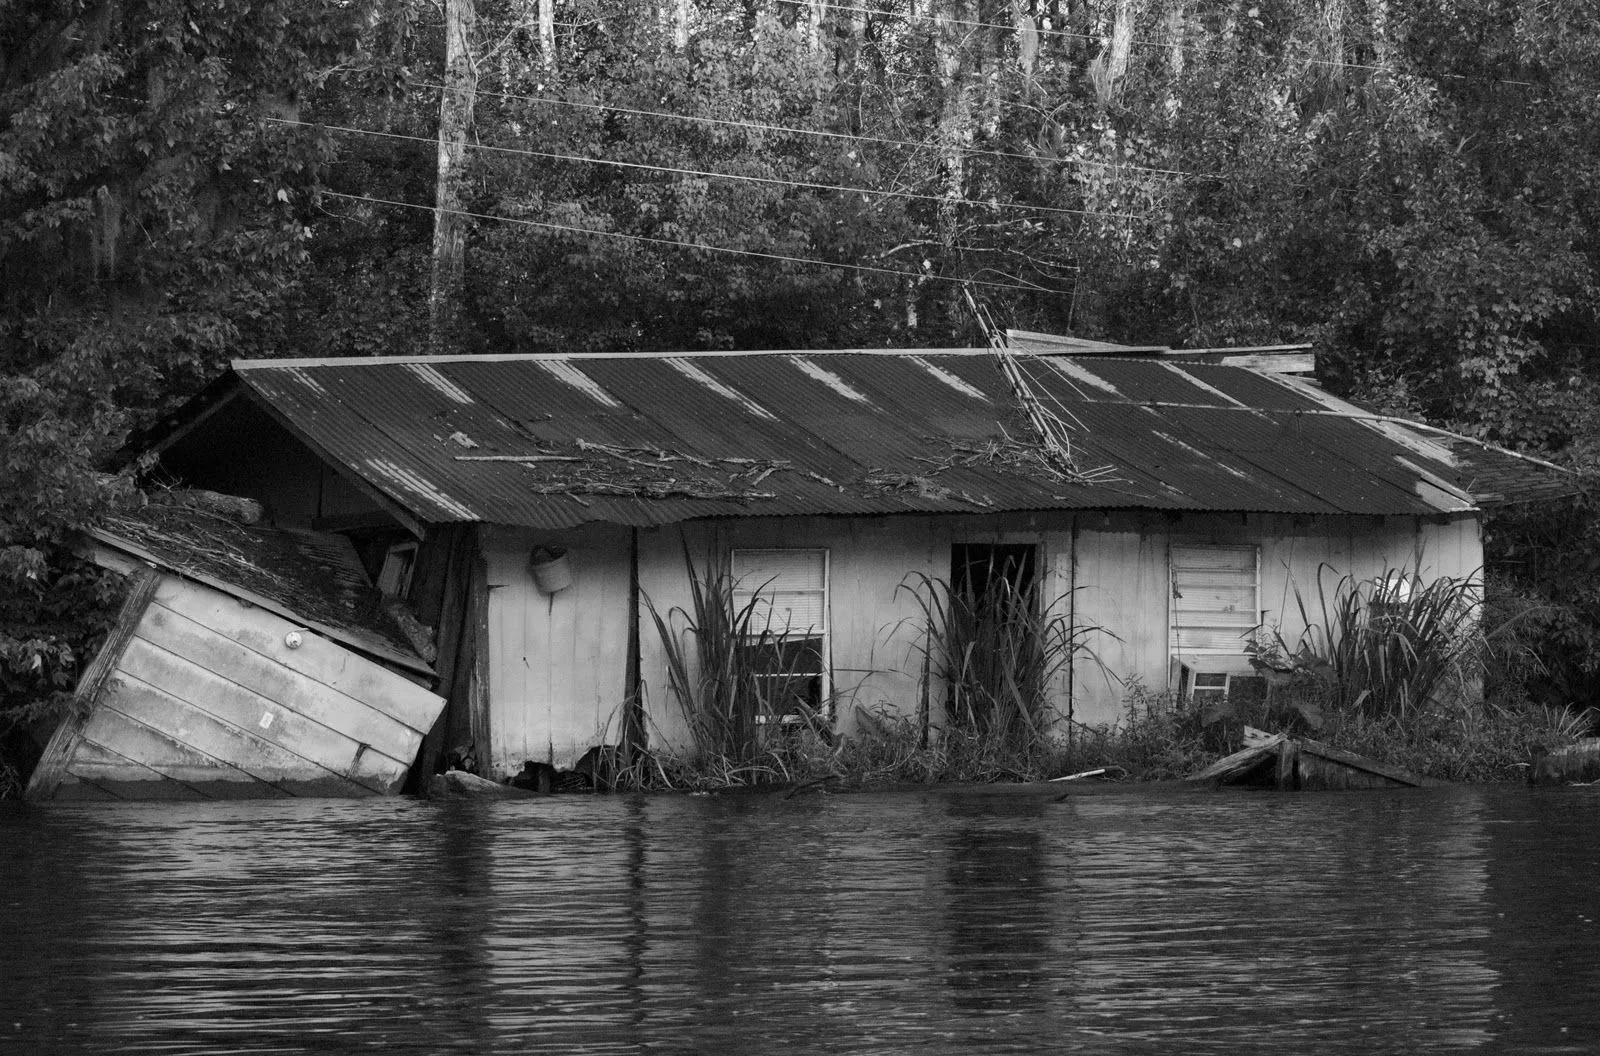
[1051,358,1236,408]
[212,351,1549,529]
[1183,364,1330,411]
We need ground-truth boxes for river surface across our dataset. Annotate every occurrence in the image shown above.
[3,784,1598,1055]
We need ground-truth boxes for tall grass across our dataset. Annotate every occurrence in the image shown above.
[1255,563,1485,719]
[643,549,827,778]
[900,569,1103,756]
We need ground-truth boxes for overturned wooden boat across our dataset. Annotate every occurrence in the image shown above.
[1187,727,1432,791]
[1529,738,1600,785]
[27,505,445,801]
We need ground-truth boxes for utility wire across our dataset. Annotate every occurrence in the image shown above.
[269,116,1153,222]
[321,190,1064,294]
[412,80,1195,180]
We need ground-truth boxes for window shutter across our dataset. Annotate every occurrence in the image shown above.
[1170,545,1259,653]
[732,549,828,636]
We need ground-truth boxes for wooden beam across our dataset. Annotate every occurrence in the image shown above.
[139,386,243,459]
[1298,737,1427,787]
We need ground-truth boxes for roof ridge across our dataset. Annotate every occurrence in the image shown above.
[232,348,996,370]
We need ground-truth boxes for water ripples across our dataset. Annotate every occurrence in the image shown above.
[4,786,1600,1054]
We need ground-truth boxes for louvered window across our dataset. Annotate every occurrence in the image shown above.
[731,549,830,714]
[1170,544,1260,656]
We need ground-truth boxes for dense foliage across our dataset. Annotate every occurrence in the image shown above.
[6,0,1600,775]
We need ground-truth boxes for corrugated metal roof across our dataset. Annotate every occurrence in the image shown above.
[214,350,1574,529]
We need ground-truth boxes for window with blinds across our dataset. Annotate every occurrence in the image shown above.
[1170,544,1260,655]
[731,549,830,713]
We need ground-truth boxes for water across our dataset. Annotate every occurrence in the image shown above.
[3,784,1598,1055]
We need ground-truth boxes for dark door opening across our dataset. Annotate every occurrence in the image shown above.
[951,543,1038,612]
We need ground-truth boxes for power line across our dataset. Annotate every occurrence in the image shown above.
[269,116,1155,222]
[321,189,1065,294]
[412,80,1195,180]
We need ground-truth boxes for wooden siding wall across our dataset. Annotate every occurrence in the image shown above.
[40,575,441,799]
[482,523,635,772]
[636,517,948,756]
[1067,511,1483,726]
[478,510,1482,773]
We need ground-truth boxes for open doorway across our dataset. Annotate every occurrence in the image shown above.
[943,543,1045,745]
[951,543,1039,614]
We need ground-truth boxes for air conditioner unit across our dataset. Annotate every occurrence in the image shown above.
[1178,663,1267,706]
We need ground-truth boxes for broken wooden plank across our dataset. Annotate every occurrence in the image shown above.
[1186,734,1286,784]
[1297,738,1426,788]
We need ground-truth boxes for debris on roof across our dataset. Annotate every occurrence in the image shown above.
[147,349,1576,530]
[85,502,431,670]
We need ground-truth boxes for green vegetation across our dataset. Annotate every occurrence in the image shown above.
[634,562,1580,792]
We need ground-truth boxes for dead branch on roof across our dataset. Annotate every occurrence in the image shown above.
[144,486,264,525]
[963,287,1116,484]
[915,432,1121,486]
[531,482,777,502]
[863,471,994,509]
[493,438,794,504]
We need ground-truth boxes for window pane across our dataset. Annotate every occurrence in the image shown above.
[737,637,824,676]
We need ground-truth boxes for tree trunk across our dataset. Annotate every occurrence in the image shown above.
[539,0,555,68]
[430,0,477,355]
[934,0,974,252]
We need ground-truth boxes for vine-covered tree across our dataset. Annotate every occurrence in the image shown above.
[0,0,374,772]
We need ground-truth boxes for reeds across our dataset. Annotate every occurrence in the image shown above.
[643,549,828,778]
[900,569,1101,757]
[1259,563,1486,719]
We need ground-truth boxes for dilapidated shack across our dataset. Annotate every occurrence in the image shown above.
[132,347,1571,780]
[27,505,445,800]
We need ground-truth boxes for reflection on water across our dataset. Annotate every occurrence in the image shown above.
[3,785,1598,1055]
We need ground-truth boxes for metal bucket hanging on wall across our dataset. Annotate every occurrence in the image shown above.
[529,547,572,594]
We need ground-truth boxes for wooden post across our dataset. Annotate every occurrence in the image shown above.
[1275,738,1300,790]
[409,525,474,784]
[622,527,646,764]
[464,550,492,771]
[26,566,161,800]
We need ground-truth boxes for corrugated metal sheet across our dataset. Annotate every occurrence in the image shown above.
[222,350,1570,529]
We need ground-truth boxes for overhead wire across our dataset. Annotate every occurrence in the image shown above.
[320,189,1065,294]
[410,79,1196,180]
[267,116,1155,222]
